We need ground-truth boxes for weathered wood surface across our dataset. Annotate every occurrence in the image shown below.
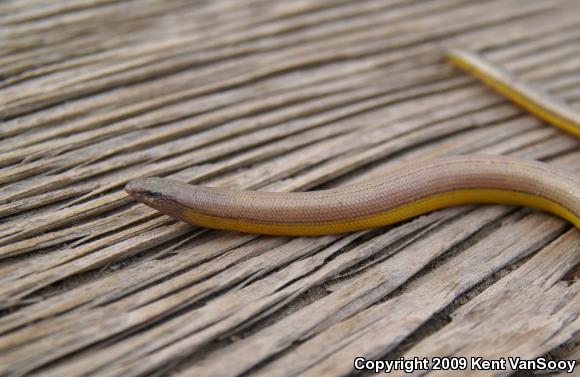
[0,0,579,376]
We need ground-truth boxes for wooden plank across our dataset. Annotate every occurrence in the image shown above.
[0,1,578,376]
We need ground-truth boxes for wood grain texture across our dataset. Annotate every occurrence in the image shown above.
[0,0,578,376]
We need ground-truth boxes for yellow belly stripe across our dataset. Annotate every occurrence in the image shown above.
[180,189,578,236]
[447,54,580,138]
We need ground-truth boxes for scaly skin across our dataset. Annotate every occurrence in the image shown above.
[126,49,580,236]
[447,48,580,137]
[126,156,580,235]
